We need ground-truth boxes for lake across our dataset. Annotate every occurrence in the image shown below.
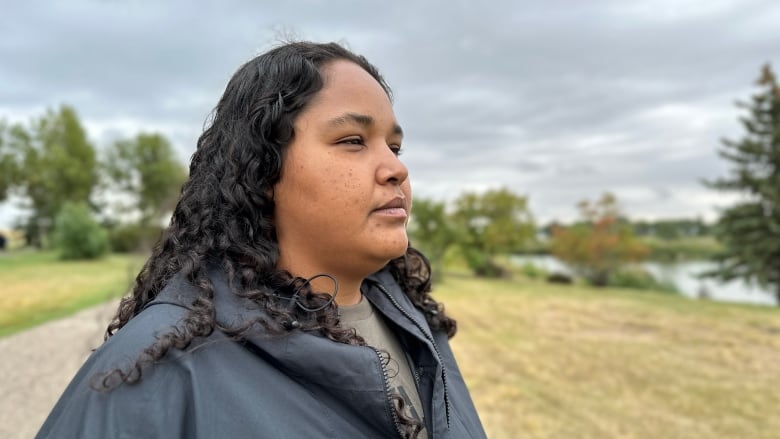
[510,255,778,306]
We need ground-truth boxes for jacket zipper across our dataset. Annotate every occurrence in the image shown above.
[372,347,405,439]
[404,351,422,387]
[376,284,452,429]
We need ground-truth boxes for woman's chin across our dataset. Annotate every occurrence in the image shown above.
[369,237,409,264]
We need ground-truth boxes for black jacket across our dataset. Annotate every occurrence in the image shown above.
[37,268,486,438]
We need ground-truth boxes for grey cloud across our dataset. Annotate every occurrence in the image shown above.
[1,0,779,226]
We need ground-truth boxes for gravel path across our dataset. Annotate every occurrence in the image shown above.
[0,300,118,439]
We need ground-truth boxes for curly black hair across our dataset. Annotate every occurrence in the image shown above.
[103,41,456,439]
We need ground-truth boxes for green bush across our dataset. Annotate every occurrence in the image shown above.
[546,272,574,284]
[108,223,162,253]
[520,262,547,279]
[608,267,678,294]
[53,203,109,260]
[463,249,508,278]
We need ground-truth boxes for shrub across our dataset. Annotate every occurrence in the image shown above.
[547,272,573,284]
[608,267,678,294]
[53,203,109,260]
[464,249,509,278]
[520,262,547,279]
[108,223,162,253]
[551,193,649,286]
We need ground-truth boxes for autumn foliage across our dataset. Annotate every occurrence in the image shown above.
[551,193,649,286]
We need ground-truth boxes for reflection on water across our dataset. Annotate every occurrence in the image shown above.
[511,255,777,306]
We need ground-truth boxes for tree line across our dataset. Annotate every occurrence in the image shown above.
[0,105,187,256]
[410,190,648,285]
[1,63,778,303]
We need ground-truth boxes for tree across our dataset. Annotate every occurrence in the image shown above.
[13,105,98,247]
[408,198,458,281]
[703,63,780,304]
[452,188,535,277]
[102,132,187,226]
[551,193,648,286]
[0,120,22,202]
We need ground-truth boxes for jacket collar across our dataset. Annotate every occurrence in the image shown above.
[149,268,403,436]
[364,268,438,350]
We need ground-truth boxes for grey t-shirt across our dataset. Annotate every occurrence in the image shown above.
[339,296,427,437]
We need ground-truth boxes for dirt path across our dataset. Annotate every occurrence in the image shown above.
[0,300,118,439]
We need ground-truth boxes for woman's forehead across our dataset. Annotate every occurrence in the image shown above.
[299,61,399,131]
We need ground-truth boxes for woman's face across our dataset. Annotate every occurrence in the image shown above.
[273,60,411,278]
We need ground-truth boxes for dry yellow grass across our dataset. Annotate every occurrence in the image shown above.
[0,251,143,337]
[440,275,780,439]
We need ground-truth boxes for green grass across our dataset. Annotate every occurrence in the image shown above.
[0,250,144,337]
[438,274,780,439]
[641,236,724,261]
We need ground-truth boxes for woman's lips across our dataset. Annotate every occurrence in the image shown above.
[373,196,408,218]
[372,207,408,218]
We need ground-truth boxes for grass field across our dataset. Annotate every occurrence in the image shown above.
[1,251,778,437]
[440,274,780,438]
[0,251,143,337]
[641,236,724,261]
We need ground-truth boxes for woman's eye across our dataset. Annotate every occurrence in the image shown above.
[339,137,364,146]
[390,144,403,156]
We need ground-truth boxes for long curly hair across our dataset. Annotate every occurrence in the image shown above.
[103,41,455,438]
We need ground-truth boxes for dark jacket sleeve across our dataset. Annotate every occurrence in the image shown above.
[36,304,194,439]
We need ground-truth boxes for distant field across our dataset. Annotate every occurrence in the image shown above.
[641,236,724,261]
[0,251,143,337]
[440,274,780,439]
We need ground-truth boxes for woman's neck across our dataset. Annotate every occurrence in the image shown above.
[312,275,363,306]
[276,256,367,306]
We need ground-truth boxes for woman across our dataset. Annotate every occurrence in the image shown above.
[37,41,486,439]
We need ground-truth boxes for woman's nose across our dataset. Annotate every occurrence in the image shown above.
[376,147,408,185]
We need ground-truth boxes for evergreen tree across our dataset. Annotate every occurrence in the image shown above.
[704,64,780,304]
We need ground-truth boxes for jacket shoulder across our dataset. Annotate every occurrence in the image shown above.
[36,302,195,438]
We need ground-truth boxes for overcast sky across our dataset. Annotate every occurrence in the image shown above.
[2,0,779,228]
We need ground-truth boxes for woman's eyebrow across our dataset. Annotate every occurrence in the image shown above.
[326,112,404,137]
